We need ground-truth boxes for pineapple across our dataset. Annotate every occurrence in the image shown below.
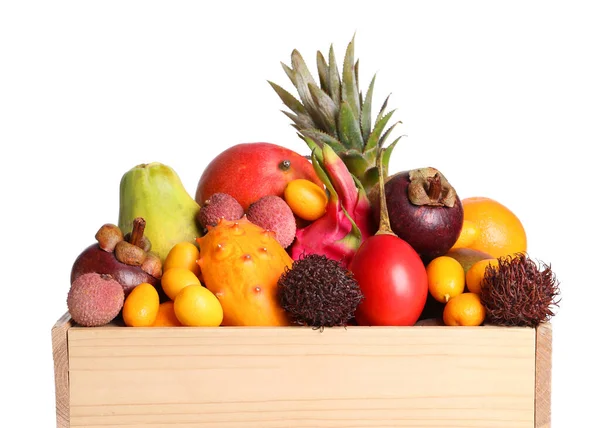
[269,36,402,193]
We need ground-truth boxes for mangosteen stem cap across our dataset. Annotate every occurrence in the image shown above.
[408,167,458,207]
[129,217,147,248]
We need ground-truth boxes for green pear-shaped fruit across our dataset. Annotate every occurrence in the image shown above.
[118,162,202,263]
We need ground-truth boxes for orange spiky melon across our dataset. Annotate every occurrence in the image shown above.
[196,216,292,326]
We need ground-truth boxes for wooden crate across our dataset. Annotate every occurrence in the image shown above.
[52,313,551,428]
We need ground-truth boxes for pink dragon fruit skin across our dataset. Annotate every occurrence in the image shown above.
[320,145,375,239]
[290,143,374,267]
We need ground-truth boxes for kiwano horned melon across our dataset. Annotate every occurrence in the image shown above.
[196,216,292,326]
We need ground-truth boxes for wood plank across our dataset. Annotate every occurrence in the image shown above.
[67,325,537,428]
[52,312,72,428]
[535,323,552,428]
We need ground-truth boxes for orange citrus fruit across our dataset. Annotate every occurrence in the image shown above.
[443,292,486,326]
[426,256,465,303]
[123,282,160,327]
[450,219,479,250]
[152,301,182,327]
[163,242,201,277]
[466,258,499,294]
[284,179,328,221]
[161,267,202,300]
[174,285,223,327]
[461,197,527,258]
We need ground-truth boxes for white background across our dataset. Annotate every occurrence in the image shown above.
[1,1,598,426]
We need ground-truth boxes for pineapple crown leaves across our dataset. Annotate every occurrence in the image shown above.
[268,35,403,190]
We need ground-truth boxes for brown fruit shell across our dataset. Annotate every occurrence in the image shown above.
[70,243,160,297]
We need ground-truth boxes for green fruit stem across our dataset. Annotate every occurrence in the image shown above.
[375,148,395,236]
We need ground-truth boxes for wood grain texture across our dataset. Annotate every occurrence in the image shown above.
[66,324,536,428]
[52,312,72,428]
[535,323,552,428]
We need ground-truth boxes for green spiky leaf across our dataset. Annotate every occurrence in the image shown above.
[300,129,346,153]
[308,83,338,137]
[291,49,318,87]
[382,136,402,176]
[292,75,326,130]
[281,62,296,86]
[341,37,361,121]
[355,59,362,108]
[375,93,391,125]
[291,50,338,133]
[360,74,376,142]
[328,44,341,107]
[303,136,320,154]
[290,52,317,95]
[282,111,315,131]
[316,51,329,93]
[362,135,401,191]
[268,81,307,116]
[337,101,363,150]
[363,136,401,187]
[365,109,396,152]
[377,119,402,148]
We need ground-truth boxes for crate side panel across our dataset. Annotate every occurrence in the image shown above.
[52,313,72,428]
[535,323,552,428]
[68,326,536,428]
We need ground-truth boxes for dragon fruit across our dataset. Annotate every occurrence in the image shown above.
[290,141,375,267]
